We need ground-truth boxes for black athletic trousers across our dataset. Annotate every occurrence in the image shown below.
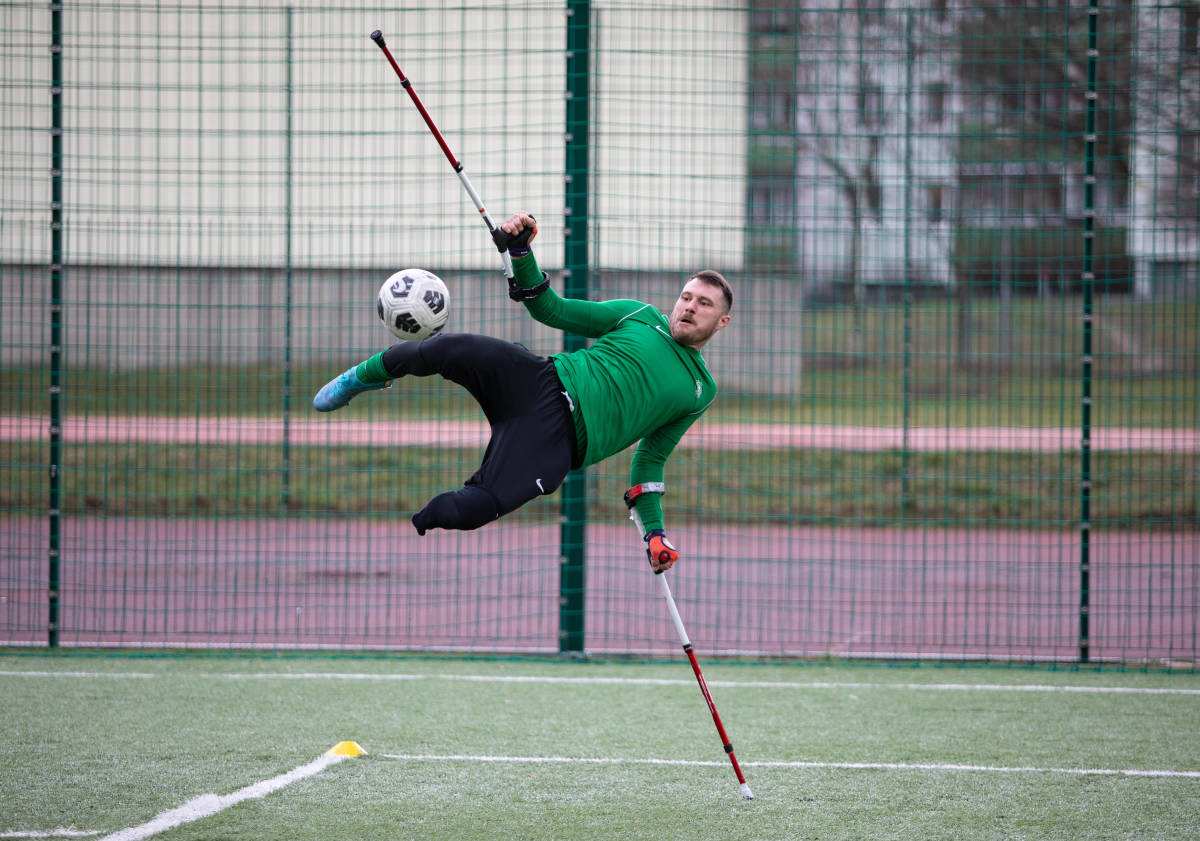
[380,333,577,534]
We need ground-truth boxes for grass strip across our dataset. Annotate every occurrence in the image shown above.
[3,443,1194,529]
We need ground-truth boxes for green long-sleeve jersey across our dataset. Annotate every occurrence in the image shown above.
[513,251,717,534]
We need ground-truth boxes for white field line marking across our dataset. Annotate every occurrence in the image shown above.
[429,675,1200,696]
[0,831,102,838]
[379,752,1200,779]
[3,670,1200,695]
[93,752,350,841]
[0,671,156,679]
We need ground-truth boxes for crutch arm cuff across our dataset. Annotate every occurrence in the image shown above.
[508,271,550,301]
[623,482,666,509]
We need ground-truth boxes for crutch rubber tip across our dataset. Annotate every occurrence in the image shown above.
[740,783,755,800]
[370,30,385,45]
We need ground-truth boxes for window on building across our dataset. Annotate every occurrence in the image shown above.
[1182,130,1200,167]
[1181,2,1199,54]
[857,82,884,129]
[751,6,798,34]
[1182,130,1200,200]
[749,185,771,225]
[749,183,796,226]
[749,88,796,131]
[960,168,1064,225]
[927,185,945,224]
[925,83,947,125]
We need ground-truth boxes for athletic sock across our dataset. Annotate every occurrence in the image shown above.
[355,351,391,384]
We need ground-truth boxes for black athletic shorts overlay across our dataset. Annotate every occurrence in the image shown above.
[381,333,578,533]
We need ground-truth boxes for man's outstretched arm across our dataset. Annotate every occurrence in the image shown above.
[500,212,645,336]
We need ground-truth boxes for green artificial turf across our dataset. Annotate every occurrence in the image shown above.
[2,654,1198,841]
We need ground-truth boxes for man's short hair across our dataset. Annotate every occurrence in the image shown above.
[691,270,733,313]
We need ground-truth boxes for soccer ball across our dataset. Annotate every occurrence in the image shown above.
[376,268,450,341]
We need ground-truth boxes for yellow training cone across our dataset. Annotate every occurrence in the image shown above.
[326,741,367,757]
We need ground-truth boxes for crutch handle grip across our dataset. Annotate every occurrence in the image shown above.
[492,216,537,253]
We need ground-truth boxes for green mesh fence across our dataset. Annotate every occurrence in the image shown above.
[1,1,1196,665]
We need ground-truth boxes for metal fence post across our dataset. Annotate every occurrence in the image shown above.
[560,0,591,655]
[48,1,64,648]
[1079,0,1099,663]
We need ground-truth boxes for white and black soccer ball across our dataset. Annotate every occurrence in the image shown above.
[376,268,450,341]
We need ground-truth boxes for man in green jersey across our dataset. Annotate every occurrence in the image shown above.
[313,212,731,572]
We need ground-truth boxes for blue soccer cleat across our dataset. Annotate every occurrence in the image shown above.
[313,367,391,412]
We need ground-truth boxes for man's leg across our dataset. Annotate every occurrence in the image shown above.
[380,333,533,425]
[410,351,574,535]
[410,483,502,535]
[314,333,511,413]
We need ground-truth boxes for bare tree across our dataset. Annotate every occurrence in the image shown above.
[956,0,1135,186]
[951,0,1138,368]
[795,0,892,360]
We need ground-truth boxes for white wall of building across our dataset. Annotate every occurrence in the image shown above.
[2,1,746,274]
[1,1,750,371]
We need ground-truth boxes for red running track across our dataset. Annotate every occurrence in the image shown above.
[2,415,1198,452]
[2,518,1195,664]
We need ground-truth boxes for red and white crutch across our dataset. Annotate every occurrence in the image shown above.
[625,485,754,800]
[370,30,517,279]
